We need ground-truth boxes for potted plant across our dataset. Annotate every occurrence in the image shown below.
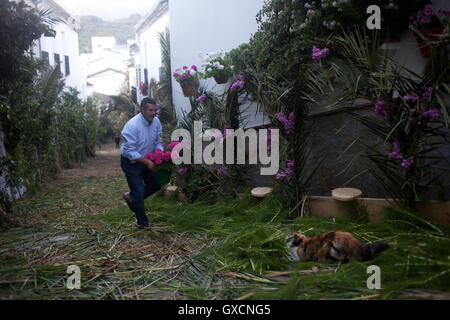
[173,66,199,97]
[145,141,180,186]
[201,51,234,84]
[409,4,450,58]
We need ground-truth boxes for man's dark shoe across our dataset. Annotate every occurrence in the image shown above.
[123,192,134,211]
[137,224,151,230]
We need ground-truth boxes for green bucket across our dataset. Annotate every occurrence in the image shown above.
[157,169,171,186]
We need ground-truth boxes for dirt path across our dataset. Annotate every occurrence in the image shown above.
[0,143,199,299]
[59,143,123,178]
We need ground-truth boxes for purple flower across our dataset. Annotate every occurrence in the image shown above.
[173,72,179,78]
[423,108,441,120]
[374,97,389,116]
[403,93,419,103]
[276,112,295,135]
[276,166,294,181]
[191,65,197,71]
[287,160,294,169]
[196,93,207,103]
[217,166,227,176]
[178,168,189,174]
[181,74,187,80]
[401,157,415,170]
[420,87,434,104]
[389,141,403,160]
[230,79,245,91]
[312,46,330,60]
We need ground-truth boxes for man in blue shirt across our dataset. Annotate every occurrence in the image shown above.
[120,97,164,229]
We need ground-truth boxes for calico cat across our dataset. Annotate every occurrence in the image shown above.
[286,230,389,263]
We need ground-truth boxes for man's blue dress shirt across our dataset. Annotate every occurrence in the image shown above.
[120,113,164,162]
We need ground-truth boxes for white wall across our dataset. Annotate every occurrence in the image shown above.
[137,11,170,83]
[169,0,266,127]
[40,22,86,100]
[81,45,129,96]
[92,36,117,55]
[87,70,126,96]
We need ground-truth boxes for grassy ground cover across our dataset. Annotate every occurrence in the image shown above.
[0,144,448,300]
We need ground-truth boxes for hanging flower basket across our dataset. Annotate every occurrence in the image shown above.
[413,27,444,58]
[213,75,229,84]
[180,82,195,97]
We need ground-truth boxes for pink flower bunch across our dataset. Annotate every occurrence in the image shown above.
[276,112,295,135]
[167,141,180,151]
[312,46,330,60]
[409,4,450,29]
[173,65,198,84]
[145,149,172,165]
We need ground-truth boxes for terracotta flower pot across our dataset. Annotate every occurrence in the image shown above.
[180,81,195,97]
[413,27,444,58]
[214,75,229,84]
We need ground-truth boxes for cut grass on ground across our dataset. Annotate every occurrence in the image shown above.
[1,144,449,299]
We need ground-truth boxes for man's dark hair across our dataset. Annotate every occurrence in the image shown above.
[140,97,157,109]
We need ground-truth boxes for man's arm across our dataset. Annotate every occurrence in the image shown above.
[136,156,156,171]
[121,124,156,171]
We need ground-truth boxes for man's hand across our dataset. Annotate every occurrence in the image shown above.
[146,159,157,172]
[136,157,157,172]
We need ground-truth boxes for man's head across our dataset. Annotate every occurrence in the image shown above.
[140,97,158,123]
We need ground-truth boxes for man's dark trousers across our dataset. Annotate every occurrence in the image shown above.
[120,156,161,226]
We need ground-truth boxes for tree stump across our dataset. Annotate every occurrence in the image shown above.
[251,187,273,198]
[331,188,362,202]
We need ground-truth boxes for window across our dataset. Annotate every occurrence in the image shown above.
[54,53,61,73]
[131,87,137,104]
[144,68,148,84]
[41,51,49,67]
[54,53,60,64]
[64,55,70,76]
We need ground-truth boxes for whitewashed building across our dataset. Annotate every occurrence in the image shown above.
[25,0,87,100]
[128,0,170,104]
[1,0,85,202]
[81,33,129,96]
[169,0,267,128]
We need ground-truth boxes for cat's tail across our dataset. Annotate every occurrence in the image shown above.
[361,241,390,261]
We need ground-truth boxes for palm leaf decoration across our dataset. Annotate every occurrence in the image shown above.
[330,27,450,210]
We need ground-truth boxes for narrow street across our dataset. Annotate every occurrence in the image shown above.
[0,143,204,299]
